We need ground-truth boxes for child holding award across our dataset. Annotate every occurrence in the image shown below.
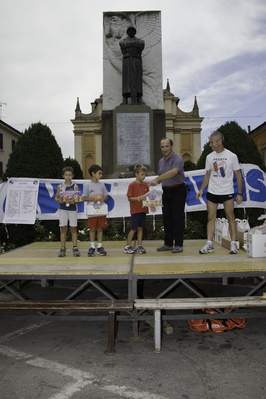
[55,166,81,257]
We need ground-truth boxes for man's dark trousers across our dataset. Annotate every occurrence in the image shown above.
[162,184,187,247]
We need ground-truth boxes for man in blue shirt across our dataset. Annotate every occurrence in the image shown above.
[149,138,186,253]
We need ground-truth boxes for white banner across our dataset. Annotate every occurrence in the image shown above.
[0,164,265,223]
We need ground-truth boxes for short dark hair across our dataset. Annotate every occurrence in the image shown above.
[88,164,103,176]
[161,138,173,146]
[62,166,74,175]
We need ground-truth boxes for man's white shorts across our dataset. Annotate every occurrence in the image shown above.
[59,210,77,227]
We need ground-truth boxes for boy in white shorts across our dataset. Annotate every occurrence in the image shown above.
[55,166,80,257]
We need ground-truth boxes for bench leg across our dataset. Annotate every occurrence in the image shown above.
[154,309,162,353]
[106,310,116,355]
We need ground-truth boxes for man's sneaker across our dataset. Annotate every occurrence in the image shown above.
[97,247,107,256]
[58,247,66,257]
[172,246,183,253]
[229,242,238,255]
[124,245,135,254]
[87,247,95,257]
[157,245,173,251]
[199,243,214,254]
[136,245,146,254]
[73,247,80,257]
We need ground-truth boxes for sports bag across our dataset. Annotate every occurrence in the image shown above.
[188,308,246,333]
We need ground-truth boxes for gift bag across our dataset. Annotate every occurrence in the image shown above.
[87,203,108,216]
[142,188,162,207]
[60,190,82,202]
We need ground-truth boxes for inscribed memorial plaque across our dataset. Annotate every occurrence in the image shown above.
[117,113,150,165]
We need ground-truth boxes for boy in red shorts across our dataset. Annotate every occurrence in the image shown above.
[83,165,108,256]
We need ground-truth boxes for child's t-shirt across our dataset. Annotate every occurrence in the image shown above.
[84,181,108,218]
[127,181,149,215]
[83,181,108,201]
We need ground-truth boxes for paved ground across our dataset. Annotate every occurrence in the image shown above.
[0,278,266,399]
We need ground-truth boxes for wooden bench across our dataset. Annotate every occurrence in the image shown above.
[0,299,133,355]
[134,296,266,353]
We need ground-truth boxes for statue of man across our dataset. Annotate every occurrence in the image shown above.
[119,26,145,105]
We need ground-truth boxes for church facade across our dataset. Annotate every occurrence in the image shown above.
[71,80,203,179]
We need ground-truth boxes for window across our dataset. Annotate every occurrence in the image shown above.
[0,162,2,178]
[0,133,3,150]
[12,140,16,150]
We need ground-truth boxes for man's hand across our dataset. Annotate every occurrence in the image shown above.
[196,190,203,201]
[148,177,159,187]
[236,194,243,205]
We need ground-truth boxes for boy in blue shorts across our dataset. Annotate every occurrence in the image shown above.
[125,164,150,254]
[55,166,80,257]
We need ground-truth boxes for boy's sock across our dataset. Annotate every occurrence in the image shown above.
[207,240,212,246]
[90,242,95,249]
[97,243,102,248]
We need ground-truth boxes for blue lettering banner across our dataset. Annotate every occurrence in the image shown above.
[0,164,265,223]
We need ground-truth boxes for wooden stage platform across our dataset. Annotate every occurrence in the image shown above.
[0,240,266,338]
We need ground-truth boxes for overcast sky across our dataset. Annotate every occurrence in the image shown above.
[1,0,266,161]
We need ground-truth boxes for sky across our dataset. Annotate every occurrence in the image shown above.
[1,0,266,160]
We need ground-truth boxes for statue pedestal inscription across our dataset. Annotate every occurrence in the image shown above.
[102,105,166,179]
[114,105,154,176]
[117,112,150,166]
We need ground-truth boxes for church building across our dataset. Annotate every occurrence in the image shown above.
[71,80,203,179]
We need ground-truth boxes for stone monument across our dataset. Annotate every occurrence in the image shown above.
[102,11,165,178]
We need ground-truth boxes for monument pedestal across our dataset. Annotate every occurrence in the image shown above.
[102,106,165,179]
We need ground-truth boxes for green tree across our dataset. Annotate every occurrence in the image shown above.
[184,160,197,171]
[3,122,64,180]
[197,121,265,170]
[1,122,64,250]
[64,157,84,179]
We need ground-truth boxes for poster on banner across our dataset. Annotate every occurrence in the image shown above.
[3,178,39,224]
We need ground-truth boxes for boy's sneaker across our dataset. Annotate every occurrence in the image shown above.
[229,242,238,255]
[87,247,95,257]
[124,245,135,254]
[58,247,66,257]
[73,247,80,257]
[199,243,214,254]
[136,245,146,254]
[97,247,107,256]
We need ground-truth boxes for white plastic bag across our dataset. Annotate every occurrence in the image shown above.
[87,203,108,216]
